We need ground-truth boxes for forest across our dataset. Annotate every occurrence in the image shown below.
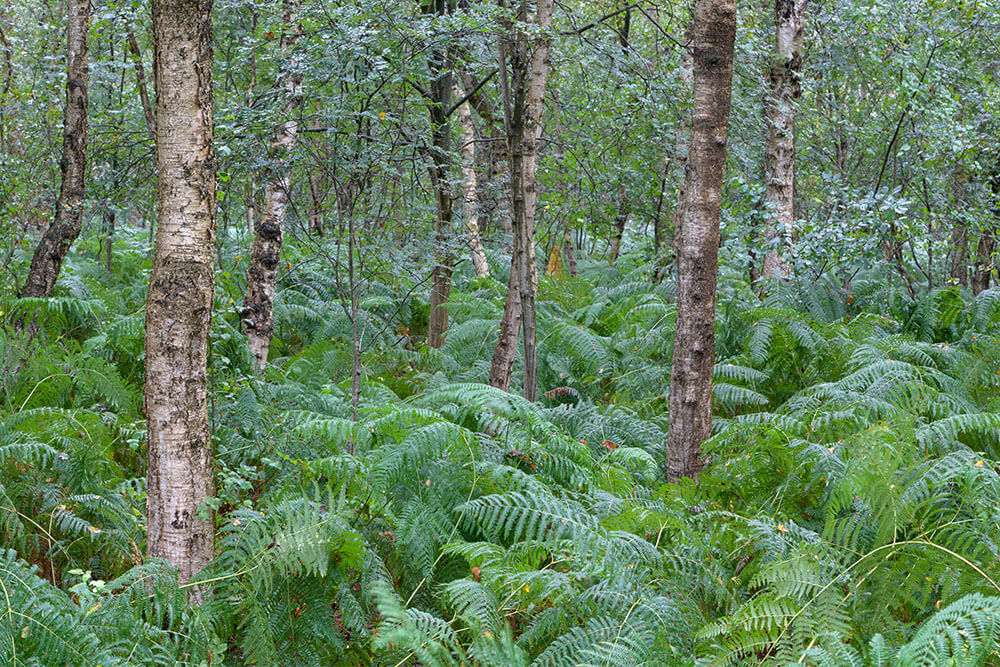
[1,0,1000,664]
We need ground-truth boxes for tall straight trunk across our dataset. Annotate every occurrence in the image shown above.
[425,0,455,349]
[608,191,628,263]
[348,212,361,431]
[517,0,551,402]
[146,0,217,591]
[455,83,490,277]
[20,0,89,299]
[126,29,155,140]
[670,24,694,265]
[102,209,114,273]
[949,224,969,287]
[489,267,521,391]
[0,15,11,147]
[488,0,551,402]
[973,230,995,295]
[425,113,454,350]
[460,69,511,237]
[308,169,324,235]
[760,0,807,281]
[563,228,578,277]
[666,0,737,482]
[241,0,304,370]
[652,165,668,278]
[308,119,325,235]
[488,32,524,392]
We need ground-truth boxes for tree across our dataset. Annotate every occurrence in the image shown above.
[760,0,807,281]
[666,0,737,481]
[241,0,304,370]
[455,82,490,278]
[488,0,552,401]
[145,0,218,592]
[19,0,89,300]
[425,0,456,349]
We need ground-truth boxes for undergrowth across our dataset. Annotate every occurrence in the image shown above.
[2,231,1000,665]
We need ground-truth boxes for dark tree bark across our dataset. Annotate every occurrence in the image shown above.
[563,228,578,277]
[126,28,155,140]
[489,267,521,391]
[670,23,694,267]
[972,230,994,295]
[0,15,11,146]
[145,0,218,594]
[760,0,807,280]
[424,0,459,349]
[308,118,326,236]
[426,61,455,349]
[949,224,969,287]
[241,0,304,370]
[608,190,628,263]
[102,209,114,274]
[666,0,737,482]
[20,0,89,299]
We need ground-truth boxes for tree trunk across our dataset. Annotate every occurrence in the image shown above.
[563,228,578,277]
[460,69,511,238]
[425,112,454,349]
[488,0,550,401]
[973,230,994,295]
[455,83,490,278]
[102,208,114,273]
[760,0,806,281]
[489,267,521,391]
[670,23,694,267]
[608,190,628,263]
[126,28,155,140]
[666,0,737,482]
[20,0,89,299]
[146,0,217,593]
[518,0,551,402]
[0,16,11,147]
[241,0,303,370]
[308,170,324,235]
[308,118,325,236]
[425,0,455,349]
[949,224,969,287]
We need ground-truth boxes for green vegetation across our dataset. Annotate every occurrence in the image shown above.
[2,232,999,664]
[3,0,1000,663]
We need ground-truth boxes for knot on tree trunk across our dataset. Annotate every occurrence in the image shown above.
[258,220,281,240]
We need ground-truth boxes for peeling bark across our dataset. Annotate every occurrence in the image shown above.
[146,0,217,594]
[761,0,807,280]
[21,0,89,299]
[666,0,737,482]
[241,0,303,370]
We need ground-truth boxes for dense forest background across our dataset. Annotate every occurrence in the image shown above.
[2,0,1000,664]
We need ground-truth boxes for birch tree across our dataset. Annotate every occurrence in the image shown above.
[20,0,89,300]
[241,0,304,370]
[145,0,218,593]
[666,0,737,481]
